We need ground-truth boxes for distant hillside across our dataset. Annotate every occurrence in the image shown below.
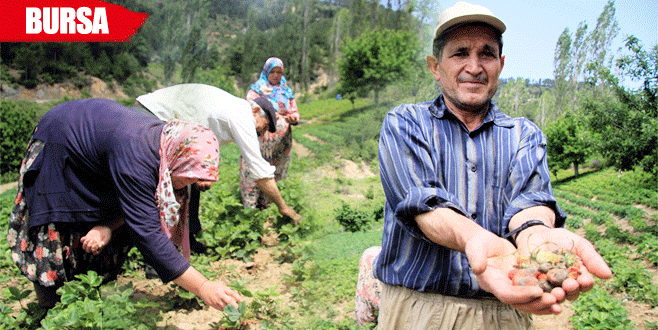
[1,76,130,102]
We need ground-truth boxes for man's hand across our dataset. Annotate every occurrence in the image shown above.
[255,178,301,225]
[465,228,612,315]
[465,232,548,311]
[515,227,612,303]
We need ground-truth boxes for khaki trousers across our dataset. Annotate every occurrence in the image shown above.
[377,283,533,330]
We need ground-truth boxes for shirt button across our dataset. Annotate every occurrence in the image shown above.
[471,213,477,220]
[470,166,476,172]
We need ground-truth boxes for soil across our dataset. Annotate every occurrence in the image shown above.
[128,247,291,330]
[291,139,313,158]
[2,76,130,102]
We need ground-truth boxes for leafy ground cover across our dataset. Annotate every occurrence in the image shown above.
[1,97,656,329]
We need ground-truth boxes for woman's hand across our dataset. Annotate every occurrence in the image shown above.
[284,114,299,125]
[174,267,244,311]
[195,180,213,192]
[197,280,244,311]
[81,225,112,255]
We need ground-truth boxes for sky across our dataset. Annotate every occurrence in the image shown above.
[432,0,657,82]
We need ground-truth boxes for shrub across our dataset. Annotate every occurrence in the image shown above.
[0,100,36,175]
[334,201,378,232]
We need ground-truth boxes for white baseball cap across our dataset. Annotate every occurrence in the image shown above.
[434,2,506,39]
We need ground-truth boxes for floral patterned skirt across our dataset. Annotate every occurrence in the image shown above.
[239,116,292,209]
[7,139,131,288]
[355,246,383,326]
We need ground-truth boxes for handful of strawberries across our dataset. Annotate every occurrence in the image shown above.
[508,248,581,292]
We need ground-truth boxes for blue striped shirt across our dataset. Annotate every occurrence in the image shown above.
[374,96,565,297]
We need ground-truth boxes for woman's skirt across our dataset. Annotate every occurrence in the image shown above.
[7,139,131,288]
[355,246,383,326]
[239,116,292,209]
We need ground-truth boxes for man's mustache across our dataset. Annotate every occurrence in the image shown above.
[457,75,488,84]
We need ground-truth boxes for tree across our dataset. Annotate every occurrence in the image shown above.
[338,29,417,105]
[497,77,529,118]
[583,0,619,86]
[615,36,658,112]
[537,90,555,128]
[180,28,207,83]
[552,0,619,116]
[553,28,573,116]
[143,0,209,85]
[583,36,658,178]
[196,65,238,96]
[545,111,591,178]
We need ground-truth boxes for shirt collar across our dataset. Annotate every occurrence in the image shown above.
[430,95,515,129]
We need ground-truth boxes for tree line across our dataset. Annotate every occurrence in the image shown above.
[0,0,433,94]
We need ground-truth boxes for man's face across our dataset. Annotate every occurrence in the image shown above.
[253,109,270,136]
[428,25,505,114]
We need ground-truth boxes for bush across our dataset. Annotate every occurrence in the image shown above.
[334,201,379,233]
[121,71,158,98]
[0,100,36,175]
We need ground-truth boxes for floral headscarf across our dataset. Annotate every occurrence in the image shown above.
[249,57,295,112]
[156,120,219,260]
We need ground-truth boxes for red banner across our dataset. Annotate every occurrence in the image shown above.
[0,0,148,42]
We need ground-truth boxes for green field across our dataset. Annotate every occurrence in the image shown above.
[1,97,656,330]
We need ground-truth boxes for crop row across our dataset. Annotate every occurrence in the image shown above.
[554,181,658,329]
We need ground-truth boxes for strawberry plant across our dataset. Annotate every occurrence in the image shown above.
[40,271,160,329]
[607,260,658,307]
[197,148,308,262]
[570,287,634,330]
[247,286,281,320]
[636,233,658,265]
[212,301,248,329]
[1,286,48,329]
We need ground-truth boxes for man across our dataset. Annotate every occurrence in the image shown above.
[135,84,302,252]
[373,2,612,329]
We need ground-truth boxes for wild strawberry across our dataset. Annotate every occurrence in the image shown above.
[515,276,538,286]
[547,268,569,286]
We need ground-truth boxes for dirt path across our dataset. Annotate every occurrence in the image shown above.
[0,182,17,194]
[292,139,313,158]
[534,304,574,330]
